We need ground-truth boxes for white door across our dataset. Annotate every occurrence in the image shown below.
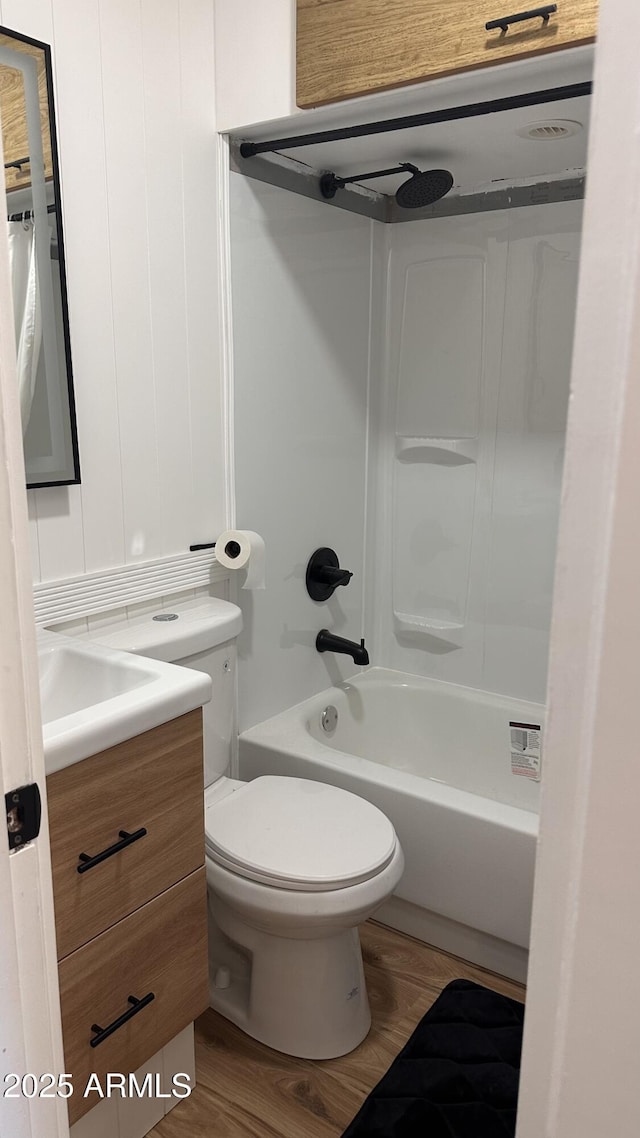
[0,135,69,1138]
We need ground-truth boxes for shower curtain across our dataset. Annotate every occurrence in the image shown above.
[7,218,43,436]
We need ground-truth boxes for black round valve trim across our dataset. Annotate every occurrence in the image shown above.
[306,548,353,602]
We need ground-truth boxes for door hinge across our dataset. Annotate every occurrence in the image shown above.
[5,783,42,850]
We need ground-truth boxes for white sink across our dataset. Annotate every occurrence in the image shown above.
[39,641,155,722]
[38,628,211,775]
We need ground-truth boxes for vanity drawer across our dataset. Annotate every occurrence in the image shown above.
[59,868,208,1126]
[47,709,204,959]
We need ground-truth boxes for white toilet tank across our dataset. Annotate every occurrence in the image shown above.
[83,598,243,788]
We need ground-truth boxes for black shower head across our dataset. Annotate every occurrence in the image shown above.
[319,162,454,209]
[395,167,454,209]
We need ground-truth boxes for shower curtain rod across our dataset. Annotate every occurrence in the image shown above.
[7,204,56,221]
[239,82,592,158]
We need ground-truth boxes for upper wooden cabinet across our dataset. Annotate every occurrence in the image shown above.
[0,31,53,191]
[296,0,598,108]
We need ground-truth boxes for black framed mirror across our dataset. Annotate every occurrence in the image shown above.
[1,25,80,488]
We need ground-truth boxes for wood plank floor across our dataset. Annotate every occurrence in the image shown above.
[148,921,525,1138]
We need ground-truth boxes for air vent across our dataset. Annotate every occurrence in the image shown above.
[517,120,583,141]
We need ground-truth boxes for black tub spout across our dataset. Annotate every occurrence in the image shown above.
[316,629,369,666]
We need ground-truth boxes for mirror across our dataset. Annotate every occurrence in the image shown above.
[0,25,80,487]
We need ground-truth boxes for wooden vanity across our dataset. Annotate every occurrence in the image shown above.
[46,709,208,1126]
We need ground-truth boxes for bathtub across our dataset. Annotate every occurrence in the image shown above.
[238,667,541,981]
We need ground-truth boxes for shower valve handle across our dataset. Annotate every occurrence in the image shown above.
[306,548,353,601]
[316,565,353,587]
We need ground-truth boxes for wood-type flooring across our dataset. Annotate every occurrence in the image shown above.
[148,920,525,1138]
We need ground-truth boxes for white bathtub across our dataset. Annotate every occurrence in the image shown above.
[238,667,541,980]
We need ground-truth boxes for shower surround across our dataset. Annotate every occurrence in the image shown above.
[231,173,581,970]
[371,201,581,703]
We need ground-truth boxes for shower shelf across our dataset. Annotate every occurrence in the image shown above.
[393,610,464,643]
[395,437,478,465]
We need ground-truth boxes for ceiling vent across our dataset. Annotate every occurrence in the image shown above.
[517,120,583,141]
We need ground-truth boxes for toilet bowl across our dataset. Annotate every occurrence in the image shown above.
[85,597,404,1059]
[204,773,404,1058]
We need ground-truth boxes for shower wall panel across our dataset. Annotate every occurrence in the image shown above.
[232,174,379,730]
[370,200,582,704]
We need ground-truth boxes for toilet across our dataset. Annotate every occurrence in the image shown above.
[85,597,404,1060]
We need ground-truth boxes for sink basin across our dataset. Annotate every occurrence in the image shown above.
[38,628,211,775]
[39,642,156,722]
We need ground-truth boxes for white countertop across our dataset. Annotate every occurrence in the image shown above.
[39,628,211,775]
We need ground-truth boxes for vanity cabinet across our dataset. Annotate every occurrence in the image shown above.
[296,0,598,107]
[46,709,208,1127]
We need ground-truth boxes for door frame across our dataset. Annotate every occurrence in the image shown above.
[0,133,68,1138]
[516,0,640,1132]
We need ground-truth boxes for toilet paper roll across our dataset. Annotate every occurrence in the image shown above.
[216,530,266,589]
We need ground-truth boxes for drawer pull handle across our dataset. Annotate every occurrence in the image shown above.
[486,5,557,33]
[90,992,155,1048]
[77,827,147,873]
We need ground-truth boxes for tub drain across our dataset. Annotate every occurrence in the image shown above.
[321,705,338,733]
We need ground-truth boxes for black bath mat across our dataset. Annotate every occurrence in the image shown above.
[341,979,525,1138]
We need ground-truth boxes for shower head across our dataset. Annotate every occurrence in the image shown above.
[395,167,454,209]
[319,162,454,209]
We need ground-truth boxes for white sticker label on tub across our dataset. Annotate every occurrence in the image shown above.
[509,721,542,780]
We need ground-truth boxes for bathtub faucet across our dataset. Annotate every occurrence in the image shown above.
[316,629,370,666]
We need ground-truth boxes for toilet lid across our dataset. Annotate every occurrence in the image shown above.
[205,776,397,892]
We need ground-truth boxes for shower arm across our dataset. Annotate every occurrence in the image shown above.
[320,163,419,199]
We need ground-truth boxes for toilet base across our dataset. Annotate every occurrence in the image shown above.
[208,893,372,1059]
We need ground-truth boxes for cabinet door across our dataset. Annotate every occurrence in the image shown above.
[0,31,54,191]
[59,869,208,1125]
[47,709,204,959]
[296,0,598,108]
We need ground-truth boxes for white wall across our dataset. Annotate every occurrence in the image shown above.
[369,200,582,704]
[1,0,226,584]
[214,0,296,132]
[231,174,379,730]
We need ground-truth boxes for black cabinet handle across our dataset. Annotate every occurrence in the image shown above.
[486,5,557,33]
[90,993,155,1048]
[77,827,147,874]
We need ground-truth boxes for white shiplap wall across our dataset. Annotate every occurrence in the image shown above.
[0,0,226,583]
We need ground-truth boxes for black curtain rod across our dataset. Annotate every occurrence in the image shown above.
[7,204,56,221]
[240,82,592,158]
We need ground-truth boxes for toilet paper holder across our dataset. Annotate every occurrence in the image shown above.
[306,548,353,602]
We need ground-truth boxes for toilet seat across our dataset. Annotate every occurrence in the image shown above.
[204,775,397,892]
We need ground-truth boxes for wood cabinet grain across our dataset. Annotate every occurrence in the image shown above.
[0,31,53,192]
[296,0,598,108]
[59,869,208,1126]
[47,709,205,960]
